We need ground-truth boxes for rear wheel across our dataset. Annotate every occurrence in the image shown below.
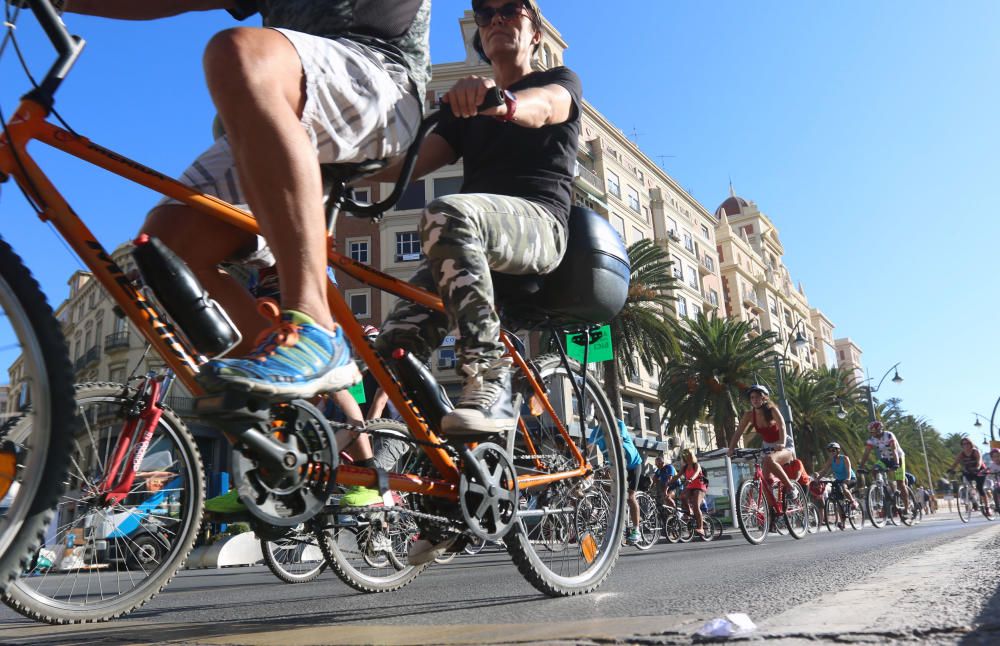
[783,484,808,539]
[867,485,887,528]
[3,383,203,623]
[317,419,426,593]
[736,479,769,545]
[0,239,77,591]
[824,499,838,532]
[261,525,326,584]
[846,500,863,530]
[957,486,971,523]
[663,516,682,543]
[707,515,724,540]
[505,354,625,597]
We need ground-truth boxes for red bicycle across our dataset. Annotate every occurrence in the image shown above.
[733,448,808,545]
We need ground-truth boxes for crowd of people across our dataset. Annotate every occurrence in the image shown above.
[625,384,1000,540]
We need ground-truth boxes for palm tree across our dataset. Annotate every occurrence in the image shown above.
[601,239,678,419]
[658,314,777,448]
[783,368,863,471]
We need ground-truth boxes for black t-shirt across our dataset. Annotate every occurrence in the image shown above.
[434,67,583,230]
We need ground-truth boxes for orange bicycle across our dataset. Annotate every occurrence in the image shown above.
[0,0,630,620]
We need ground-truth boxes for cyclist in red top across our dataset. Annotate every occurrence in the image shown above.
[727,385,798,497]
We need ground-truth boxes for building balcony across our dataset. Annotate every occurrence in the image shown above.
[698,255,714,275]
[104,331,130,352]
[573,161,603,192]
[74,345,100,372]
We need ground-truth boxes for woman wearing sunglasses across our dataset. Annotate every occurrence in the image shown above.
[373,0,583,563]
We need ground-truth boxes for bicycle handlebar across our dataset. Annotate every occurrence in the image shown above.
[23,0,86,109]
[339,89,505,217]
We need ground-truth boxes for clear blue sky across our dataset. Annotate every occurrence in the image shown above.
[1,2,997,442]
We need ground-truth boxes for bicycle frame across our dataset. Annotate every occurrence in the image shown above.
[0,96,590,505]
[94,373,170,506]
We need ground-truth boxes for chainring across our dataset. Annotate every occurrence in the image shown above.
[232,399,338,527]
[459,442,518,541]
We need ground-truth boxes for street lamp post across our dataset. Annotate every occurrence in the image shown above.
[864,363,903,423]
[973,411,1000,449]
[773,322,809,445]
[987,395,1000,446]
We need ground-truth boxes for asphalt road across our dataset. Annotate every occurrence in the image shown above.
[1,512,998,645]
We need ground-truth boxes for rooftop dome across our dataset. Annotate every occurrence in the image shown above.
[715,195,749,218]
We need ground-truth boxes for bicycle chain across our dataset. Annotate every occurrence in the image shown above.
[335,504,459,531]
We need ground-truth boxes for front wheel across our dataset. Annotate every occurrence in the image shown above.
[806,503,820,534]
[3,383,204,624]
[867,485,887,528]
[634,492,659,550]
[505,354,625,597]
[957,486,971,523]
[783,484,809,539]
[736,479,769,545]
[0,238,77,591]
[261,525,327,584]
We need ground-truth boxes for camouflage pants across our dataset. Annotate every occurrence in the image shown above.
[376,193,566,375]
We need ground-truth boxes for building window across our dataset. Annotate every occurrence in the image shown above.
[350,187,371,204]
[607,171,620,198]
[433,176,463,198]
[347,290,370,318]
[672,256,683,279]
[700,224,710,240]
[626,186,640,212]
[612,214,626,242]
[677,298,688,318]
[109,365,126,384]
[708,289,719,306]
[641,206,650,222]
[683,231,694,252]
[769,297,778,315]
[632,227,644,243]
[702,254,714,272]
[395,179,426,211]
[686,266,698,289]
[395,231,422,261]
[437,348,457,370]
[347,237,370,264]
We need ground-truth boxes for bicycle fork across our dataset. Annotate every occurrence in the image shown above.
[97,376,167,506]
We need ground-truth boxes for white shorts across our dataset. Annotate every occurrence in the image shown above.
[158,28,423,266]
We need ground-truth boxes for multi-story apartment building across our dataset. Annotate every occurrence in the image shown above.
[714,191,828,373]
[834,338,865,385]
[354,10,726,456]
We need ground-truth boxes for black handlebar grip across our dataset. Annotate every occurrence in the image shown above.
[436,86,507,117]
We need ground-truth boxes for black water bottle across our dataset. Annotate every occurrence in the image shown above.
[389,348,453,431]
[131,235,240,357]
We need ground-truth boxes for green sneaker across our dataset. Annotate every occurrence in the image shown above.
[341,486,382,508]
[626,528,640,545]
[204,489,246,515]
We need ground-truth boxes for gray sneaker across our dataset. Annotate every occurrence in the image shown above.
[441,362,516,439]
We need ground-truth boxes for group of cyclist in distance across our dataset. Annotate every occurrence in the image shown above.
[50,0,579,564]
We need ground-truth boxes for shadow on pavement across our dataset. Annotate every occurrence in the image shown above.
[1,591,548,645]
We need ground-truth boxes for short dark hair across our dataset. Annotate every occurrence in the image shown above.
[471,0,544,64]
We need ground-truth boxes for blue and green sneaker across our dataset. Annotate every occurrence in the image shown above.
[198,309,361,398]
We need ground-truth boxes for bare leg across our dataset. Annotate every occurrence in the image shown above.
[142,205,269,355]
[627,490,639,529]
[203,28,333,330]
[330,390,374,462]
[763,451,795,489]
[691,490,705,534]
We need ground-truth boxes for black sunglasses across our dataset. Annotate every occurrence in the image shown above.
[474,2,528,27]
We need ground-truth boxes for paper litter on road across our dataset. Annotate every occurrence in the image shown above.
[696,613,757,638]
